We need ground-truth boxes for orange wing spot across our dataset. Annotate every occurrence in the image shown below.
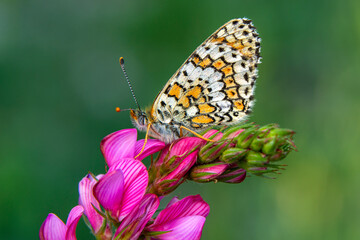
[242,47,255,58]
[230,40,255,58]
[168,83,183,99]
[186,85,202,99]
[234,100,245,111]
[191,123,201,128]
[193,56,200,65]
[191,115,214,124]
[224,76,236,88]
[212,59,226,70]
[211,36,253,58]
[178,96,190,108]
[198,103,216,114]
[228,41,245,51]
[225,88,239,99]
[221,66,234,76]
[177,86,202,108]
[199,57,212,68]
[198,97,206,103]
[211,37,225,43]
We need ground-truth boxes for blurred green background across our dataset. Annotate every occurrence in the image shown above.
[1,0,359,239]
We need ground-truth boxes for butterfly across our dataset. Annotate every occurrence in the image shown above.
[128,18,261,144]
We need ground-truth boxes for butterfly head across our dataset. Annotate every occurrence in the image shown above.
[130,109,149,131]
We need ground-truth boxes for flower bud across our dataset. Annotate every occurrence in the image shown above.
[152,151,198,195]
[177,122,296,181]
[220,148,248,163]
[198,140,230,164]
[189,162,229,183]
[249,137,268,151]
[148,137,203,196]
[220,125,245,139]
[269,149,288,162]
[245,150,268,165]
[216,165,246,183]
[262,137,278,155]
[198,126,246,164]
[268,128,295,138]
[258,123,277,133]
[236,128,258,148]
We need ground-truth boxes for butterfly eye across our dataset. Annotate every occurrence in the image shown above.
[138,115,146,126]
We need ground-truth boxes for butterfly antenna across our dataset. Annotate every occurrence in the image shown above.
[119,57,141,111]
[115,107,132,112]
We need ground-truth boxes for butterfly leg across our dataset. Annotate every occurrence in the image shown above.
[135,123,151,159]
[179,126,183,137]
[179,126,215,142]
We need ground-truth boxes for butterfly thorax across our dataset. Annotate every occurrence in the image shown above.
[130,109,182,143]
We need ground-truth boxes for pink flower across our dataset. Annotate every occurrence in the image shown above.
[101,128,165,167]
[114,193,160,240]
[39,205,83,240]
[78,129,164,238]
[145,195,210,240]
[94,158,149,221]
[148,137,204,195]
[79,158,149,226]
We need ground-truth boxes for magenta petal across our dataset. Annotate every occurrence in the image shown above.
[115,194,159,240]
[156,137,204,168]
[153,195,209,226]
[100,129,137,167]
[169,137,204,157]
[227,129,244,139]
[162,151,198,181]
[148,216,205,240]
[93,170,125,219]
[202,130,223,141]
[191,163,229,181]
[109,158,149,220]
[65,205,84,228]
[134,139,165,161]
[65,206,84,240]
[39,213,67,240]
[78,174,104,233]
[155,146,169,166]
[166,196,180,208]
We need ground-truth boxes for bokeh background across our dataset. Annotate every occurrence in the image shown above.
[1,0,360,239]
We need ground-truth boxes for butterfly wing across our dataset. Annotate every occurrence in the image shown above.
[150,18,261,129]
